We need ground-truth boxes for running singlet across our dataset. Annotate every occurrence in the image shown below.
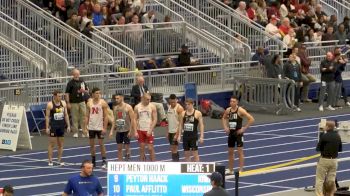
[50,101,65,129]
[167,104,179,134]
[114,104,130,133]
[183,110,198,138]
[88,100,104,131]
[228,107,243,131]
[137,104,152,132]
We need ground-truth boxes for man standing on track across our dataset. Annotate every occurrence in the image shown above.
[179,98,204,162]
[315,120,342,196]
[86,87,109,168]
[222,96,254,174]
[109,93,136,161]
[134,93,157,161]
[167,94,184,161]
[45,90,70,166]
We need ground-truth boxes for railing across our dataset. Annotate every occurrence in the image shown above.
[0,61,263,108]
[0,36,48,80]
[0,15,68,78]
[155,0,251,61]
[94,22,232,63]
[232,76,295,115]
[145,0,185,22]
[181,0,287,55]
[322,0,349,24]
[319,0,339,23]
[1,0,114,73]
[302,40,345,57]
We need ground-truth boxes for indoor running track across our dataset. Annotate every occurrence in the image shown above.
[1,114,350,196]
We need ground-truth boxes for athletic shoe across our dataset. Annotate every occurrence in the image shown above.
[303,98,312,103]
[304,186,315,191]
[225,169,233,175]
[125,154,130,161]
[326,105,335,111]
[59,162,65,166]
[101,162,107,169]
[318,105,324,112]
[48,162,53,166]
[73,133,78,138]
[346,102,350,106]
[82,133,89,138]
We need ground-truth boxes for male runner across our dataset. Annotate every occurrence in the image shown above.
[134,93,157,161]
[167,94,184,161]
[86,87,108,168]
[179,98,204,162]
[222,96,254,174]
[45,90,70,166]
[109,93,136,161]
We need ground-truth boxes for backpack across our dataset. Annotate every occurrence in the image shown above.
[209,101,225,119]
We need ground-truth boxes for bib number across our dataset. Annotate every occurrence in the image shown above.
[54,112,64,120]
[116,119,126,127]
[184,123,194,132]
[229,122,237,129]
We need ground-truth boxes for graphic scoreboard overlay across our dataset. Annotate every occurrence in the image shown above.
[107,162,215,196]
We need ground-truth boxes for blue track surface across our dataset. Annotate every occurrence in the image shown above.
[1,114,350,196]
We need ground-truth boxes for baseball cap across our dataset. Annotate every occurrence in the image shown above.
[207,172,223,184]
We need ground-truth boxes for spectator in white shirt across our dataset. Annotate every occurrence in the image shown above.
[265,16,282,40]
[142,10,156,29]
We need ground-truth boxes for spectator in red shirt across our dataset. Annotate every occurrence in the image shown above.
[279,18,291,37]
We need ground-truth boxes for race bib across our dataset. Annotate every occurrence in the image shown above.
[184,123,194,132]
[54,112,64,120]
[116,119,126,127]
[229,122,237,129]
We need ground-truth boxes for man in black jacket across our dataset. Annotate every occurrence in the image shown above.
[315,120,342,196]
[204,172,229,196]
[319,52,336,111]
[130,76,149,106]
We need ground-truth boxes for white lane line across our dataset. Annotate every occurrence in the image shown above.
[227,180,296,189]
[0,131,316,166]
[248,133,316,139]
[226,168,350,191]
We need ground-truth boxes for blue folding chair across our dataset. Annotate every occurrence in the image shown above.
[184,82,198,109]
[29,104,47,136]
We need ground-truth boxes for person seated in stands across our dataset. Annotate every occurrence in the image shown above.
[178,44,200,69]
[131,0,146,16]
[101,6,110,25]
[266,54,283,79]
[124,8,134,24]
[142,10,156,29]
[78,0,94,17]
[92,4,104,26]
[251,47,265,67]
[65,0,80,21]
[79,9,92,32]
[321,26,336,46]
[145,59,159,70]
[66,12,80,31]
[335,24,349,45]
[279,18,291,37]
[315,4,328,22]
[341,16,350,34]
[328,15,338,32]
[236,1,248,18]
[81,21,94,38]
[246,2,258,22]
[55,0,67,21]
[298,45,316,102]
[283,28,297,56]
[266,2,281,20]
[265,16,282,40]
[256,0,268,26]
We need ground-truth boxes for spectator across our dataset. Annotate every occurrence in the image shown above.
[81,21,94,38]
[101,6,110,25]
[266,54,283,79]
[256,0,268,25]
[315,121,342,196]
[341,16,350,34]
[328,15,338,32]
[178,44,198,67]
[131,0,146,15]
[108,0,124,23]
[283,54,302,112]
[203,172,230,196]
[279,18,291,37]
[280,1,295,18]
[298,45,316,102]
[283,28,297,55]
[304,28,316,42]
[315,16,327,33]
[66,12,80,31]
[315,4,327,22]
[321,26,336,46]
[92,4,104,26]
[333,53,350,107]
[318,52,336,111]
[142,10,156,29]
[251,47,265,66]
[55,0,67,21]
[334,24,348,45]
[78,0,94,17]
[79,10,92,32]
[267,2,281,20]
[145,59,159,70]
[62,160,103,196]
[236,1,248,18]
[65,69,89,138]
[131,75,149,105]
[265,16,282,39]
[127,14,143,51]
[247,2,258,21]
[65,0,79,20]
